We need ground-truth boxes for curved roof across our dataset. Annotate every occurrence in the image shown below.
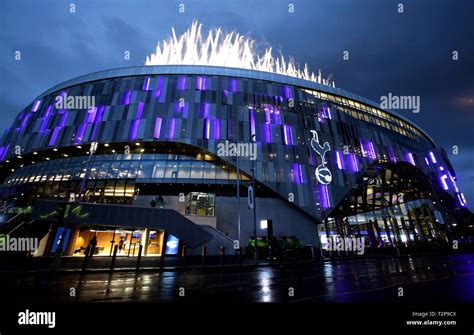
[36,64,435,145]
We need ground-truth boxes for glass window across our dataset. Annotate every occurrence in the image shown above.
[190,161,204,179]
[164,162,178,179]
[177,161,191,179]
[152,161,166,179]
[138,161,154,178]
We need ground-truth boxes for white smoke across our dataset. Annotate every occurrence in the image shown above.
[145,21,335,87]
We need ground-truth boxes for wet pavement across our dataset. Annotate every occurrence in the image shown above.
[6,252,474,304]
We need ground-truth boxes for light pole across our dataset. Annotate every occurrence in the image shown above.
[250,133,258,264]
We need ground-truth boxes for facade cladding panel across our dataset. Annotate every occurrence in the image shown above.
[0,66,467,250]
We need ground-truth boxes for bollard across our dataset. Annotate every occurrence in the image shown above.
[201,245,207,268]
[220,246,225,267]
[82,245,91,272]
[136,244,143,271]
[181,245,187,268]
[110,245,118,271]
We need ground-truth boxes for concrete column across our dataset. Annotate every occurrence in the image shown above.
[141,228,150,256]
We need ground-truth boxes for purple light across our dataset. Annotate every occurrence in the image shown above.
[129,102,144,140]
[142,77,151,91]
[196,76,208,90]
[74,123,87,144]
[59,112,69,127]
[122,91,132,105]
[87,106,97,123]
[91,106,105,141]
[0,144,10,161]
[457,194,465,207]
[283,125,293,145]
[265,107,271,124]
[31,100,42,112]
[429,151,437,164]
[154,77,164,97]
[49,127,61,146]
[213,119,220,140]
[169,118,176,139]
[203,118,210,139]
[283,86,292,99]
[293,163,304,184]
[335,151,344,169]
[200,103,210,118]
[20,113,31,131]
[440,174,449,190]
[460,193,467,205]
[230,79,238,92]
[43,105,52,118]
[177,77,186,90]
[154,117,162,139]
[326,106,332,119]
[273,109,281,125]
[351,153,359,172]
[320,185,331,209]
[425,157,430,165]
[368,141,377,160]
[406,152,415,165]
[249,108,256,140]
[448,172,459,193]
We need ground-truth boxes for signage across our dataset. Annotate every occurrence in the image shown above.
[310,130,332,185]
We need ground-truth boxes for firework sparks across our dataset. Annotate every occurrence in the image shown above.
[145,21,335,87]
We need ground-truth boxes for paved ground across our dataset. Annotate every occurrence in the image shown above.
[6,252,474,304]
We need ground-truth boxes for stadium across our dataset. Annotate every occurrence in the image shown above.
[0,62,469,258]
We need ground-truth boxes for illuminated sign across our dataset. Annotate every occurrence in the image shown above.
[165,234,179,255]
[310,130,332,184]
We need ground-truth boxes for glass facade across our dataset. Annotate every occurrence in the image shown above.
[0,65,467,251]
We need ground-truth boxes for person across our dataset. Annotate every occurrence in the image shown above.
[118,237,125,253]
[150,197,157,208]
[89,235,97,256]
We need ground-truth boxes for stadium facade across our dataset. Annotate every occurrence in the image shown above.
[0,65,468,256]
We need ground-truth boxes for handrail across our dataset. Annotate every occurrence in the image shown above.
[7,219,34,235]
[0,204,13,213]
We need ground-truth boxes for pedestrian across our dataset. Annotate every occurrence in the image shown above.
[89,235,97,257]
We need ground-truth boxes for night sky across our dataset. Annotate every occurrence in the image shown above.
[0,0,472,208]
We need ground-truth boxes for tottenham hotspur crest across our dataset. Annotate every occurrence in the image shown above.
[310,130,332,184]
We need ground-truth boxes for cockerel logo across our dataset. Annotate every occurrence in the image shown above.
[310,130,332,184]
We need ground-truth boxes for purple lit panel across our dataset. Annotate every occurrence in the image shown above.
[326,106,332,119]
[283,125,293,145]
[265,107,271,124]
[122,91,132,105]
[129,102,144,140]
[203,118,210,140]
[230,79,238,92]
[293,163,303,184]
[154,77,164,97]
[154,117,162,139]
[425,157,430,165]
[91,106,105,141]
[320,185,331,209]
[213,119,220,140]
[249,108,256,140]
[43,105,52,118]
[273,109,281,125]
[368,141,377,160]
[169,118,176,139]
[87,106,97,123]
[200,103,210,119]
[406,152,415,165]
[49,127,61,146]
[196,76,208,90]
[440,174,449,190]
[335,151,344,169]
[429,151,437,164]
[351,154,359,172]
[448,172,459,193]
[283,86,292,99]
[31,100,42,112]
[0,144,9,161]
[142,77,151,91]
[59,112,69,127]
[177,77,187,90]
[74,123,87,144]
[20,113,31,131]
